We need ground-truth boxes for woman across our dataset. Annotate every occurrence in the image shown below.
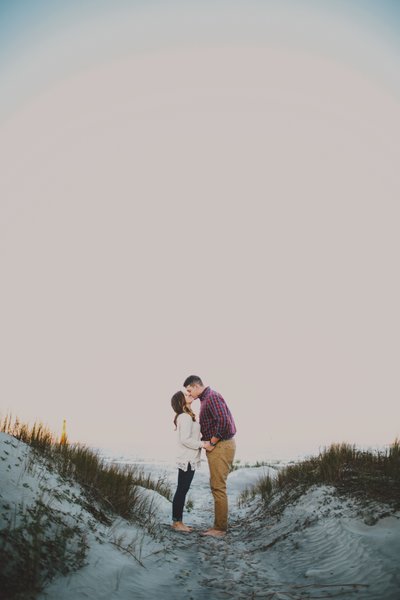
[171,390,207,532]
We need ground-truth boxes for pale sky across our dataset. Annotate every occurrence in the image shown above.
[1,1,399,461]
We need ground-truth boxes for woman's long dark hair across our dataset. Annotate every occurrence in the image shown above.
[171,391,196,429]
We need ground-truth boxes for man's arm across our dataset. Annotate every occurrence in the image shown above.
[207,392,229,444]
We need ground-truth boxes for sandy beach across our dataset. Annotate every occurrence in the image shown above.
[1,433,399,600]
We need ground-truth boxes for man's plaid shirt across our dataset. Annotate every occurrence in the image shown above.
[199,387,236,441]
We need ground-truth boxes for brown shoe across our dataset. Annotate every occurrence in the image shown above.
[200,528,226,537]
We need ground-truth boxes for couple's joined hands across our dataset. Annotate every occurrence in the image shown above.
[202,441,216,452]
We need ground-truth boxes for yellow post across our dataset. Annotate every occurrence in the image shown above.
[60,419,68,445]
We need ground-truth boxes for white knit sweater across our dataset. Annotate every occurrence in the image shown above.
[175,413,203,471]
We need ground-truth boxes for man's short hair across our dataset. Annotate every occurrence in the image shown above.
[183,375,203,387]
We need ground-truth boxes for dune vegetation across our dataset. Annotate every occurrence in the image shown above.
[0,416,171,520]
[0,416,172,600]
[239,441,400,515]
[2,417,400,599]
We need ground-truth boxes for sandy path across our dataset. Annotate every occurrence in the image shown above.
[125,465,400,600]
[2,437,398,600]
[136,509,399,600]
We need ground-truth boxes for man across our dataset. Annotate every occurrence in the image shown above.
[184,375,237,537]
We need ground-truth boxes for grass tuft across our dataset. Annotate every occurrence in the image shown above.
[1,415,173,599]
[1,416,171,521]
[0,499,88,600]
[239,441,400,512]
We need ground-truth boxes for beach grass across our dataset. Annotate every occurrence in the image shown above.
[1,416,173,599]
[0,497,88,600]
[0,416,172,520]
[230,458,276,472]
[239,441,400,512]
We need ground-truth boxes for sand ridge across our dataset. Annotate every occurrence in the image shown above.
[1,434,399,599]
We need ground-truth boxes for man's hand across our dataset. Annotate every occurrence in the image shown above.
[203,442,215,452]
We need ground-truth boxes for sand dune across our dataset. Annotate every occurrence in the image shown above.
[1,434,399,599]
[236,486,399,599]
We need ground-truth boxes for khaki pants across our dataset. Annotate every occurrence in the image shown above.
[206,438,236,531]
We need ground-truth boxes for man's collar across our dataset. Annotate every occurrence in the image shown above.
[199,386,210,400]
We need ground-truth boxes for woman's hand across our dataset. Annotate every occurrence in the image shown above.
[203,442,215,452]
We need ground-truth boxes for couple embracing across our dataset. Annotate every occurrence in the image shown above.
[170,375,237,538]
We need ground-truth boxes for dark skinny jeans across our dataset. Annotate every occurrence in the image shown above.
[172,463,195,522]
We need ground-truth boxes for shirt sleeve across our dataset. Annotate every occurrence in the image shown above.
[207,392,229,439]
[178,414,203,450]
